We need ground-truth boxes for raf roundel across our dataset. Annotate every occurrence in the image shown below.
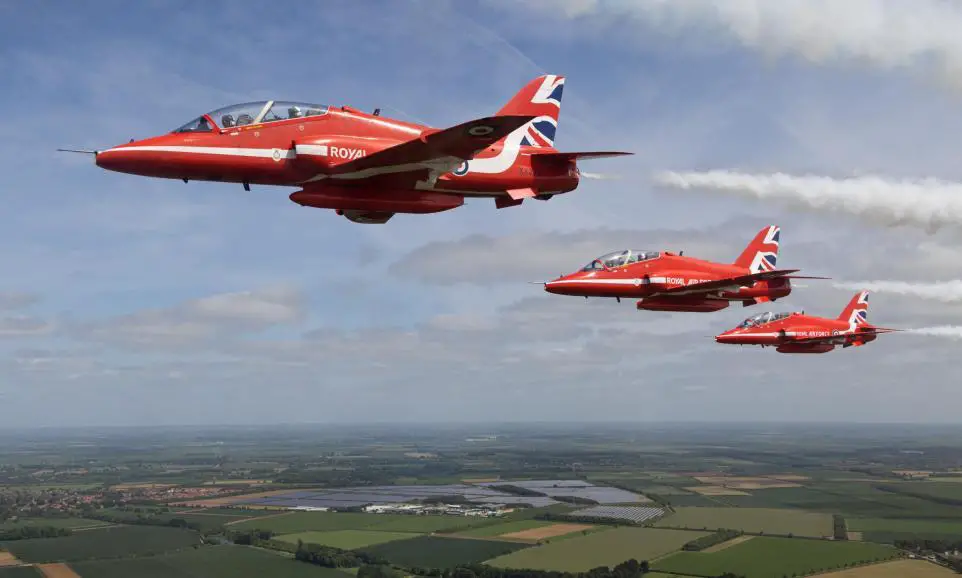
[467,125,495,137]
[453,161,470,176]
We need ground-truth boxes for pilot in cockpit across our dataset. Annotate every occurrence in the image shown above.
[221,114,235,128]
[288,105,302,119]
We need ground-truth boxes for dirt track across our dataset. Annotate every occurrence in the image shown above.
[702,534,754,553]
[0,552,21,567]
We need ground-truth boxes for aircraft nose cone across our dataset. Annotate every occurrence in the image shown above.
[715,332,735,344]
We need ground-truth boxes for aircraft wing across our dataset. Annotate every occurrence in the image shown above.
[655,269,801,295]
[327,115,534,177]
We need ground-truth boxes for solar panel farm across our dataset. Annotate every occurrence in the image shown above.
[1,424,962,577]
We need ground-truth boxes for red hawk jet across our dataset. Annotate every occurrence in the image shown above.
[715,291,900,353]
[544,226,824,312]
[62,75,629,224]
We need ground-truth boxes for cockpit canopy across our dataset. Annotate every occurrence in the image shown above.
[737,311,792,329]
[172,100,330,133]
[581,250,660,271]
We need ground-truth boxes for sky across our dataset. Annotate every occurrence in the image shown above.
[4,0,962,427]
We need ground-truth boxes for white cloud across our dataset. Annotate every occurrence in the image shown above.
[0,292,39,311]
[0,316,54,338]
[505,0,962,90]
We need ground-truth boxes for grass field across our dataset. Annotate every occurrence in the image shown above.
[70,544,352,578]
[456,520,552,538]
[818,559,959,577]
[2,526,200,563]
[0,568,40,577]
[655,507,834,537]
[274,530,416,549]
[486,527,708,572]
[359,535,530,569]
[230,512,504,535]
[848,518,962,535]
[0,519,111,531]
[654,536,898,578]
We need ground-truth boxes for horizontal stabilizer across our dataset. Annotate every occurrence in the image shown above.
[658,269,800,295]
[784,275,831,280]
[530,151,633,162]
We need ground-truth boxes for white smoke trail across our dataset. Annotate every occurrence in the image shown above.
[501,0,962,90]
[833,280,962,304]
[907,326,962,339]
[653,170,962,233]
[579,171,621,180]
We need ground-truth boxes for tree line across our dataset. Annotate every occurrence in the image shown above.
[681,529,742,551]
[832,515,847,540]
[0,526,72,541]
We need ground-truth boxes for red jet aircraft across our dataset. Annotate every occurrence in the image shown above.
[63,75,629,224]
[543,226,823,312]
[715,291,900,353]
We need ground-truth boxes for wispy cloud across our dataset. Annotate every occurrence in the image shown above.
[654,170,962,233]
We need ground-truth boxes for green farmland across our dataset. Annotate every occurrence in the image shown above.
[0,518,111,531]
[455,520,552,538]
[70,544,352,578]
[848,517,962,543]
[655,507,834,537]
[0,568,40,578]
[2,525,201,563]
[359,535,530,569]
[654,536,898,578]
[274,529,416,549]
[487,527,708,572]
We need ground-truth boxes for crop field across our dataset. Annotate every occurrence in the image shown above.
[2,526,201,563]
[686,486,750,496]
[0,568,40,577]
[0,519,111,531]
[0,553,20,567]
[486,527,708,572]
[274,530,416,549]
[35,563,80,578]
[500,523,594,541]
[70,545,352,578]
[456,520,552,538]
[818,559,959,577]
[655,507,834,537]
[658,494,728,507]
[359,535,530,569]
[654,536,897,578]
[230,511,500,534]
[848,517,962,536]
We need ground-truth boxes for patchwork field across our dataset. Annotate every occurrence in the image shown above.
[692,476,803,490]
[654,536,898,578]
[230,511,501,535]
[359,535,530,569]
[818,559,959,577]
[500,523,594,541]
[2,526,201,563]
[655,507,834,537]
[70,544,352,578]
[274,530,415,549]
[486,527,708,572]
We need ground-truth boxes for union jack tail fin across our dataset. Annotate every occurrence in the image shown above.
[839,291,870,326]
[734,225,780,273]
[495,74,564,149]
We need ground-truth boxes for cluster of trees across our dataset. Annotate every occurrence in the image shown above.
[83,510,204,533]
[832,515,847,540]
[552,496,599,506]
[0,526,71,541]
[534,512,633,527]
[294,540,386,568]
[681,529,742,551]
[410,559,652,578]
[488,485,548,498]
[228,528,274,545]
[895,538,962,553]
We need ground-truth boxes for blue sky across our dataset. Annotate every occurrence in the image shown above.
[4,0,962,427]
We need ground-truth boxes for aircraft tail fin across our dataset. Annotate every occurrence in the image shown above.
[734,225,781,273]
[839,291,870,326]
[495,74,565,148]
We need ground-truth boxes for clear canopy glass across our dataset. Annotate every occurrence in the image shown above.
[172,100,331,132]
[581,250,660,271]
[737,311,791,328]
